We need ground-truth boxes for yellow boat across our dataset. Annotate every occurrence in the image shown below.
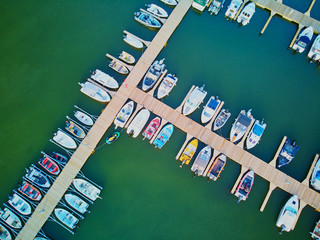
[179,139,198,167]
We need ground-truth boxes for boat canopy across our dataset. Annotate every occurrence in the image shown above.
[252,124,264,136]
[285,206,298,215]
[208,98,219,109]
[298,36,311,46]
[238,114,252,127]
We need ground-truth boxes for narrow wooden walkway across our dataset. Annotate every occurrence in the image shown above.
[16,0,193,239]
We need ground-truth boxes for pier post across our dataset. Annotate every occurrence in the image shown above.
[175,85,195,113]
[302,154,319,186]
[202,149,220,176]
[289,24,303,49]
[175,133,193,160]
[149,119,168,144]
[205,101,224,130]
[147,70,168,96]
[260,11,275,36]
[259,182,276,212]
[124,104,143,129]
[231,166,248,194]
[268,136,287,167]
[236,117,255,149]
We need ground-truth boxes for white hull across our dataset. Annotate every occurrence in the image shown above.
[123,35,143,49]
[157,74,178,99]
[192,1,208,12]
[191,146,212,176]
[0,223,11,240]
[230,110,253,143]
[53,130,77,149]
[119,51,135,64]
[0,208,22,229]
[73,178,101,201]
[114,101,135,129]
[126,109,150,138]
[8,193,32,216]
[74,111,94,126]
[201,96,221,124]
[91,69,119,89]
[182,86,207,115]
[25,167,51,188]
[276,195,299,233]
[65,193,89,214]
[237,2,255,26]
[292,26,314,53]
[311,158,320,190]
[146,4,168,18]
[160,0,177,6]
[142,59,166,91]
[308,35,320,62]
[79,81,111,103]
[55,208,78,229]
[246,120,266,149]
[225,0,243,19]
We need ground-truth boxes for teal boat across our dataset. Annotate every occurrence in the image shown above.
[153,124,174,149]
[106,132,120,144]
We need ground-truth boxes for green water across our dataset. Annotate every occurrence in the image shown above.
[1,0,320,239]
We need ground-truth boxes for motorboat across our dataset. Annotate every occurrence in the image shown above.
[234,170,254,203]
[146,4,168,18]
[276,195,299,234]
[114,101,135,129]
[208,0,225,15]
[229,109,253,143]
[311,220,320,239]
[25,166,51,188]
[191,146,212,176]
[182,85,207,116]
[74,110,94,126]
[134,12,161,29]
[0,223,11,240]
[225,0,243,19]
[48,151,69,164]
[8,193,32,216]
[156,73,178,99]
[153,124,174,149]
[201,96,221,124]
[278,139,300,168]
[142,59,166,91]
[237,2,255,26]
[18,181,42,201]
[65,120,86,139]
[123,34,144,49]
[0,208,22,229]
[246,119,266,149]
[192,0,209,12]
[160,0,177,6]
[64,193,89,214]
[54,208,79,229]
[119,51,135,64]
[142,117,161,140]
[106,132,120,144]
[90,69,119,89]
[179,139,198,167]
[39,155,60,175]
[72,178,101,201]
[292,26,314,53]
[207,154,227,181]
[79,81,111,103]
[213,109,231,131]
[310,158,320,190]
[126,109,150,138]
[53,130,77,149]
[109,59,129,75]
[308,35,320,62]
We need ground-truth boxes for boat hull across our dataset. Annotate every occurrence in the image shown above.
[74,110,94,126]
[156,74,178,99]
[276,195,299,233]
[39,156,60,175]
[79,81,111,103]
[65,193,89,214]
[213,109,231,131]
[153,124,174,149]
[191,146,212,176]
[142,117,161,140]
[234,170,254,202]
[55,208,78,229]
[0,223,11,240]
[0,208,22,229]
[292,26,314,53]
[201,96,221,124]
[8,193,32,216]
[182,86,207,116]
[114,101,135,129]
[126,109,150,138]
[207,154,227,181]
[123,35,144,49]
[18,181,42,201]
[25,166,51,188]
[179,139,198,166]
[73,178,101,201]
[311,158,320,190]
[245,120,266,149]
[91,69,119,89]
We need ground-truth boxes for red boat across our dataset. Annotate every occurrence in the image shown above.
[234,170,254,203]
[18,181,42,201]
[142,117,161,140]
[39,156,60,175]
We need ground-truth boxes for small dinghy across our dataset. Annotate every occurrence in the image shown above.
[311,220,320,239]
[213,109,231,131]
[191,145,212,176]
[308,35,320,62]
[142,58,166,91]
[182,85,207,116]
[276,195,299,234]
[246,119,266,149]
[8,193,32,216]
[208,0,226,15]
[134,11,162,29]
[237,2,255,26]
[225,0,243,19]
[127,109,150,138]
[311,158,320,190]
[64,193,89,214]
[25,166,51,188]
[179,139,198,167]
[230,109,253,143]
[160,0,177,6]
[123,35,144,49]
[54,208,79,229]
[153,124,174,149]
[18,181,42,201]
[109,59,129,75]
[234,170,254,203]
[74,110,94,126]
[65,120,86,139]
[157,73,178,99]
[49,151,69,164]
[119,51,135,64]
[0,223,11,240]
[114,101,135,129]
[142,117,161,140]
[106,132,120,144]
[79,81,111,103]
[53,130,77,149]
[201,96,221,124]
[207,154,227,181]
[292,26,314,53]
[39,155,60,175]
[90,69,119,89]
[72,178,101,201]
[0,208,22,229]
[278,139,300,168]
[146,4,168,18]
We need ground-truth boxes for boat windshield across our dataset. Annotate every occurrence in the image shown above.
[285,206,297,215]
[252,124,264,136]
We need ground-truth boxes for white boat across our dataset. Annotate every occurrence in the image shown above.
[142,58,166,91]
[25,166,51,188]
[0,208,22,229]
[201,96,221,124]
[53,130,77,149]
[8,193,32,216]
[65,193,89,214]
[191,146,212,176]
[160,0,177,6]
[72,178,101,201]
[308,35,320,62]
[119,51,135,64]
[134,11,162,29]
[74,110,94,126]
[225,0,243,19]
[213,109,231,131]
[292,26,314,53]
[246,119,266,149]
[237,2,255,26]
[208,0,226,15]
[276,195,299,234]
[123,34,144,49]
[311,220,320,239]
[79,81,111,103]
[90,69,119,89]
[0,223,11,240]
[157,73,178,99]
[65,120,86,139]
[146,4,168,18]
[311,158,320,190]
[182,85,207,116]
[126,109,150,138]
[192,0,209,12]
[114,101,135,129]
[229,109,253,143]
[54,208,78,229]
[109,60,129,75]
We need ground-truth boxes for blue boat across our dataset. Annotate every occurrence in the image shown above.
[134,12,161,29]
[278,139,300,168]
[153,124,174,149]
